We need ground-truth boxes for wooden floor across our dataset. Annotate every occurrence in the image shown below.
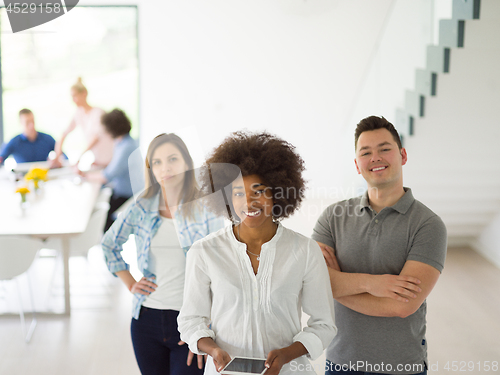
[0,246,499,375]
[424,247,500,373]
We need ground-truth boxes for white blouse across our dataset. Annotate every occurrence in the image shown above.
[178,224,337,375]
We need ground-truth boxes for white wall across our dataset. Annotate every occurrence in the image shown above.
[83,0,437,199]
[469,0,500,268]
[86,0,495,245]
[476,214,500,268]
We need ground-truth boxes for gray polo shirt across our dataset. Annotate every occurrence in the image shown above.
[312,188,447,374]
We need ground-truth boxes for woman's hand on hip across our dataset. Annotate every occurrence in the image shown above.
[130,276,157,295]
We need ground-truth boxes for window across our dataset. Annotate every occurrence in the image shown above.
[0,6,139,162]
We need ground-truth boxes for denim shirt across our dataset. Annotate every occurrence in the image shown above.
[101,192,225,319]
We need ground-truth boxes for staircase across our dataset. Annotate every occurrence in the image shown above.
[395,0,500,248]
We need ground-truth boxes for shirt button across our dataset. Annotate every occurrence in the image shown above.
[375,219,379,223]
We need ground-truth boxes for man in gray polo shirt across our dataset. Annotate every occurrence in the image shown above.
[312,116,447,375]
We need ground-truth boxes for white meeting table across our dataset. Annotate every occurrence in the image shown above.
[0,166,101,315]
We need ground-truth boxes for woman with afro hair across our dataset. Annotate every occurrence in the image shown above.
[178,131,336,375]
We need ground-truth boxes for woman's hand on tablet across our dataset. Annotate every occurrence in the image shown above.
[212,347,231,373]
[197,337,231,373]
[264,349,287,375]
[265,342,308,375]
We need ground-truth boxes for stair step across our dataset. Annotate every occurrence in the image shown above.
[452,0,480,20]
[439,19,465,47]
[395,108,411,137]
[415,69,437,96]
[405,90,425,118]
[426,45,451,73]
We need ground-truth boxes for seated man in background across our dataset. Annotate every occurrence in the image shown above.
[0,108,62,165]
[79,108,141,232]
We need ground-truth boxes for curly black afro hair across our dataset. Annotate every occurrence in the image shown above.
[199,131,306,222]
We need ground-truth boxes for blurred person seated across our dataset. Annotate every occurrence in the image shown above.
[79,108,142,232]
[0,109,65,166]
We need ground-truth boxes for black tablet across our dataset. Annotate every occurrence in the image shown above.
[221,356,268,375]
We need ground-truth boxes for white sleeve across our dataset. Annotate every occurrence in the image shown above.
[177,242,215,355]
[292,239,337,360]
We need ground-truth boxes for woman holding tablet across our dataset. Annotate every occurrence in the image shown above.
[102,133,225,375]
[178,131,337,375]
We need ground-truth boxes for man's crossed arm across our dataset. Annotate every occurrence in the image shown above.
[317,242,440,318]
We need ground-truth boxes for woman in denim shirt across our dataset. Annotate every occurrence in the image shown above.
[102,133,224,375]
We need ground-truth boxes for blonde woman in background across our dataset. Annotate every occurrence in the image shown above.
[52,77,114,167]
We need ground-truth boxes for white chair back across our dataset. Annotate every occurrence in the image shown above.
[70,201,110,257]
[0,236,42,342]
[0,236,41,280]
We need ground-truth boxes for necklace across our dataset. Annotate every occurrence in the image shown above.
[235,225,261,261]
[246,249,261,261]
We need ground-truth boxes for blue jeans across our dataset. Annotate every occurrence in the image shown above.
[325,360,427,375]
[131,307,204,375]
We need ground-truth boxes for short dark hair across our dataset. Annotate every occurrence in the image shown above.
[199,131,306,222]
[101,109,131,138]
[19,108,33,117]
[354,116,402,150]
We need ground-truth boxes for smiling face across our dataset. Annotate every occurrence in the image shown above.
[151,142,189,192]
[354,128,407,189]
[231,174,275,230]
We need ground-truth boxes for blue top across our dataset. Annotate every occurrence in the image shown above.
[101,192,225,319]
[0,132,56,164]
[102,134,138,198]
